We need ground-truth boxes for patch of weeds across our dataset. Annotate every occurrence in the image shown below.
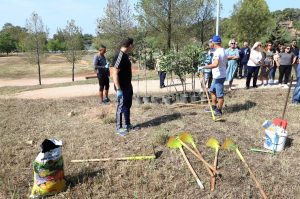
[103,116,115,124]
[152,131,170,146]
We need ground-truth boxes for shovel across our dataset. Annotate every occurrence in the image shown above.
[179,132,214,177]
[206,137,220,191]
[167,136,204,189]
[199,72,222,122]
[223,138,268,199]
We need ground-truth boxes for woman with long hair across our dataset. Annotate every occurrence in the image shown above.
[246,42,263,89]
[225,39,239,91]
[259,42,274,86]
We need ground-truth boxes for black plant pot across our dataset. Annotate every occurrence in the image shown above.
[143,96,151,103]
[175,93,181,102]
[181,94,190,104]
[136,96,143,105]
[153,97,162,104]
[164,97,173,105]
[191,94,201,102]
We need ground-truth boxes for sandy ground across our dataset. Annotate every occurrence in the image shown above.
[0,77,86,87]
[5,77,294,99]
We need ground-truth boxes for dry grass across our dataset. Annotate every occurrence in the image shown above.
[0,89,300,198]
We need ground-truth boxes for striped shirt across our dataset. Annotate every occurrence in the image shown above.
[112,50,132,89]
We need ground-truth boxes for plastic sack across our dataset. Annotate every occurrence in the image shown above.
[30,139,66,198]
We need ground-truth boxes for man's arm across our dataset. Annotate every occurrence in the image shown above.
[112,67,121,90]
[205,59,219,69]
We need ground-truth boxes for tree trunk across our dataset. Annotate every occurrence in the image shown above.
[72,62,75,82]
[37,46,41,85]
[167,0,172,50]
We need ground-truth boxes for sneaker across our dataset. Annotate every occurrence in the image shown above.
[103,98,111,103]
[214,109,222,116]
[116,128,128,136]
[204,105,216,113]
[125,124,141,131]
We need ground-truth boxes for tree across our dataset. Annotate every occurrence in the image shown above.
[1,23,27,52]
[47,38,66,52]
[25,12,48,85]
[0,31,16,55]
[96,0,133,50]
[230,0,271,44]
[63,19,85,82]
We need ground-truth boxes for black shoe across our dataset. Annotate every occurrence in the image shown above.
[160,85,166,88]
[246,86,249,89]
[214,109,222,116]
[103,98,110,103]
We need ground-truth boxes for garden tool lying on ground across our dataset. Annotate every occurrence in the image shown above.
[167,136,204,189]
[206,137,220,191]
[198,71,222,122]
[273,76,293,130]
[223,138,268,199]
[71,154,157,163]
[178,132,215,177]
[176,135,218,175]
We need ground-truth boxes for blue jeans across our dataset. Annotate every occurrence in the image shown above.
[116,86,133,129]
[209,78,226,98]
[158,71,166,87]
[246,66,260,88]
[292,65,300,103]
[239,62,248,77]
[268,66,277,80]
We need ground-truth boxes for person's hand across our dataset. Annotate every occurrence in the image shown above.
[116,89,123,98]
[197,66,204,72]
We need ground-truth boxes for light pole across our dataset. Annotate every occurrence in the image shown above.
[216,0,220,36]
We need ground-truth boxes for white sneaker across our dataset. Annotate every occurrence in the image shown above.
[274,80,278,84]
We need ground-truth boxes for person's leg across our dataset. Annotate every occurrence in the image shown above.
[116,93,123,130]
[244,63,248,78]
[292,65,300,103]
[238,62,243,78]
[253,66,260,87]
[293,64,298,78]
[209,79,217,109]
[103,76,110,100]
[161,72,166,86]
[123,86,133,126]
[284,65,292,84]
[215,78,225,115]
[98,76,104,102]
[246,66,253,88]
[278,65,285,84]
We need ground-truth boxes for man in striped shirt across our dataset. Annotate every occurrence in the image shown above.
[112,38,134,136]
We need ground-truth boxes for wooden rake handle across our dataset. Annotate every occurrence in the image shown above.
[210,149,219,191]
[179,147,204,189]
[194,146,214,177]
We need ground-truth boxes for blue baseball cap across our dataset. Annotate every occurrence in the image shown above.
[212,35,222,43]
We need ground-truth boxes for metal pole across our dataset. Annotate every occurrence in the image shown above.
[216,0,220,35]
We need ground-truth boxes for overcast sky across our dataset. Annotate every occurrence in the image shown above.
[0,0,299,37]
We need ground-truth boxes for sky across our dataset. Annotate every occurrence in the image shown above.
[0,0,299,37]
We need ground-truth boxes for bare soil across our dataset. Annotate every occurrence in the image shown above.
[0,89,299,198]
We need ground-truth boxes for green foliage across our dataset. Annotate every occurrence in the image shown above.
[271,8,300,22]
[0,31,16,55]
[47,38,66,52]
[230,0,271,44]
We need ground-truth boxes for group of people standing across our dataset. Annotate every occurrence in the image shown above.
[221,40,299,90]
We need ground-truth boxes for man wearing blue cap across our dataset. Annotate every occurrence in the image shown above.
[201,35,227,116]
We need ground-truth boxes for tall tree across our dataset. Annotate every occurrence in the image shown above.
[25,12,48,85]
[96,0,133,50]
[0,31,16,55]
[230,0,271,44]
[63,19,85,82]
[136,0,206,50]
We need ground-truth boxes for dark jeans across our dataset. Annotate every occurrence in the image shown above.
[239,62,248,77]
[292,65,300,103]
[158,71,166,87]
[246,66,260,88]
[268,66,277,80]
[116,86,133,129]
[278,65,292,84]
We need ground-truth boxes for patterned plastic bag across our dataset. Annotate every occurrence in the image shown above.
[30,139,66,198]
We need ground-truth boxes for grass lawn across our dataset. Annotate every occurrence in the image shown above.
[0,89,299,198]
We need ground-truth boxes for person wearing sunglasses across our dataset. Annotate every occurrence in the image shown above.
[225,39,239,91]
[278,46,297,88]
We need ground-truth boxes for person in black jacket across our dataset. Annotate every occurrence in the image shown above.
[239,42,251,78]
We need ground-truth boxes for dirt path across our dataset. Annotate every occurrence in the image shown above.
[5,78,288,99]
[0,77,86,87]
